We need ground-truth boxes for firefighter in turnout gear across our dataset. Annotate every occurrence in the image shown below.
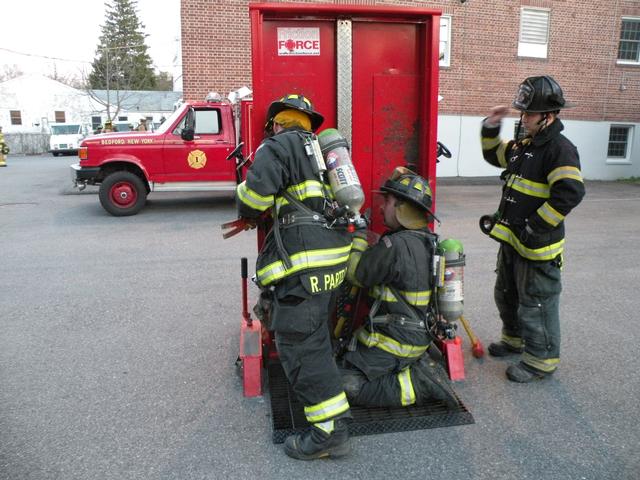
[339,167,458,408]
[480,75,585,382]
[236,94,353,460]
[0,126,8,167]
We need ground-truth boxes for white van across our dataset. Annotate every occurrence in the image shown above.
[49,124,90,156]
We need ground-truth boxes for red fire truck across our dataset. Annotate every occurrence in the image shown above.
[70,92,253,216]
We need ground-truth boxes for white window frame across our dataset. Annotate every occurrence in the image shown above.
[617,17,640,65]
[518,7,550,59]
[606,124,634,164]
[439,15,452,67]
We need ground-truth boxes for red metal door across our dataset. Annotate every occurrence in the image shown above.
[250,4,441,232]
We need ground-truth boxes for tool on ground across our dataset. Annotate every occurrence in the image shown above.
[459,315,485,358]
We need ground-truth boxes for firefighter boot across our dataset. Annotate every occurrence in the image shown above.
[488,341,524,357]
[412,355,458,409]
[0,155,6,167]
[506,362,549,383]
[284,419,350,460]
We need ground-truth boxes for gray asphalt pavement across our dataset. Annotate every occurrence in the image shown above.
[1,154,639,480]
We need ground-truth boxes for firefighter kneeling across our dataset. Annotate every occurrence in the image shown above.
[339,167,458,409]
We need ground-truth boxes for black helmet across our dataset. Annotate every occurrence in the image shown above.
[265,93,324,132]
[380,167,433,212]
[512,75,574,113]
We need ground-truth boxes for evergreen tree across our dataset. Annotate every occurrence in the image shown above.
[88,0,156,91]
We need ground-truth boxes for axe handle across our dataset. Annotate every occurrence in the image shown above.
[459,315,485,358]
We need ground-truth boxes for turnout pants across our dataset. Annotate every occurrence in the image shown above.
[494,244,562,374]
[272,276,351,425]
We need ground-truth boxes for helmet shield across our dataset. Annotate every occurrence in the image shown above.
[513,81,535,111]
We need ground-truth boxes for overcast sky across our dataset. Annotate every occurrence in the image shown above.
[1,0,181,82]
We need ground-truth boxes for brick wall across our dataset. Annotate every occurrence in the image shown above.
[182,0,640,122]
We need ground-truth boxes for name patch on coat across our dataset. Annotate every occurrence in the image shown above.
[300,267,347,295]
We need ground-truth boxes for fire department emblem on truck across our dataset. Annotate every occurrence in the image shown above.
[277,27,320,56]
[187,149,207,169]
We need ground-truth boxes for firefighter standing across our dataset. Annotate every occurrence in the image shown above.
[0,126,8,167]
[340,167,457,408]
[480,75,585,382]
[236,94,353,460]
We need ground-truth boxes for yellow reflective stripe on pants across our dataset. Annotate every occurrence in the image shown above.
[490,223,564,261]
[256,244,352,286]
[509,176,550,199]
[236,181,274,211]
[522,352,559,373]
[537,202,565,227]
[304,392,350,423]
[369,285,432,306]
[397,368,416,406]
[547,166,583,185]
[501,333,524,349]
[356,327,428,358]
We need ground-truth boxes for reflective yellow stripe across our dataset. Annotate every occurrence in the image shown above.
[490,223,564,261]
[510,177,550,199]
[482,136,501,151]
[256,244,352,285]
[275,180,328,208]
[356,328,428,358]
[547,166,583,185]
[522,352,559,373]
[352,237,368,252]
[501,333,524,349]
[537,202,565,227]
[304,392,350,423]
[236,181,274,211]
[398,368,416,406]
[496,142,509,168]
[369,286,432,306]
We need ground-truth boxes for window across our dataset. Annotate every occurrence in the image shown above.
[91,116,102,130]
[439,16,452,67]
[10,110,22,125]
[617,18,640,64]
[118,116,128,121]
[54,111,66,123]
[607,125,633,162]
[518,8,550,59]
[172,109,221,136]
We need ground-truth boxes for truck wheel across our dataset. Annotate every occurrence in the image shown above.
[99,171,148,216]
[52,152,60,157]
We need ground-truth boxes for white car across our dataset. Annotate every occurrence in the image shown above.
[49,124,90,156]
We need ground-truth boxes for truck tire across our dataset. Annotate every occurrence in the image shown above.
[99,171,148,216]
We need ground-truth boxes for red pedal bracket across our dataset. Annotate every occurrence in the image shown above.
[240,317,263,397]
[441,337,465,381]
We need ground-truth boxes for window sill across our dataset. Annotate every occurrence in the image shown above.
[606,159,632,165]
[616,61,640,67]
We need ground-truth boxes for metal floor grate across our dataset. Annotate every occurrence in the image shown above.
[267,360,474,444]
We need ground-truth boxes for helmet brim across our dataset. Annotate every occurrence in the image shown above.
[266,101,324,131]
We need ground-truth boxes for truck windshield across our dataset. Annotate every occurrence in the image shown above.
[51,125,81,135]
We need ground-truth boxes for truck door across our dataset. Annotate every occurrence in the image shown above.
[161,106,236,182]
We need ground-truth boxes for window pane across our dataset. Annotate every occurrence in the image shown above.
[608,126,629,158]
[195,110,220,134]
[10,110,22,125]
[618,19,640,61]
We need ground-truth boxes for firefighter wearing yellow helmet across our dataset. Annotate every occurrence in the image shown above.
[236,94,353,461]
[340,166,458,409]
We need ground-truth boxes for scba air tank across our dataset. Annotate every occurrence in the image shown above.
[437,238,465,321]
[317,129,365,217]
